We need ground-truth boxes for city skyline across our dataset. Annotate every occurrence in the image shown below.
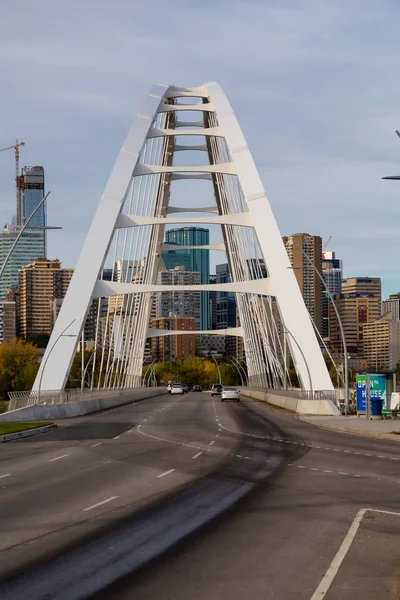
[1,2,400,298]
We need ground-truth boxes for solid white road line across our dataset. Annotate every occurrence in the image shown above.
[157,469,176,478]
[209,440,215,446]
[310,508,400,600]
[0,474,11,479]
[91,443,102,447]
[192,452,202,459]
[48,454,69,462]
[83,496,118,512]
[113,435,120,440]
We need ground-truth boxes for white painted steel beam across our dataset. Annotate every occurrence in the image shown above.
[93,278,272,298]
[158,103,215,112]
[146,126,223,138]
[133,163,237,176]
[115,212,252,229]
[147,327,243,338]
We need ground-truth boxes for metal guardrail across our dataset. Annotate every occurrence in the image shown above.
[7,387,148,411]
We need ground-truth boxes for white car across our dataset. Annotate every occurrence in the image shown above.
[170,383,184,395]
[221,386,240,402]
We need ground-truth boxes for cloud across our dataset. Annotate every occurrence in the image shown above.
[0,0,400,295]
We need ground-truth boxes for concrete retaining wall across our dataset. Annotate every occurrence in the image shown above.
[239,388,340,416]
[0,388,167,422]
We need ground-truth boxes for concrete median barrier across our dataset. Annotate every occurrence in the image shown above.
[239,388,340,416]
[0,388,167,422]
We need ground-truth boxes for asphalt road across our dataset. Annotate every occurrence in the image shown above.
[1,391,400,599]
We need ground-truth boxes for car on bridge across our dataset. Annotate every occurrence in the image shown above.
[211,384,223,396]
[221,386,240,402]
[192,385,202,392]
[170,383,185,395]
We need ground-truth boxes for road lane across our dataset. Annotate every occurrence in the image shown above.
[0,390,267,580]
[3,393,398,599]
[95,397,400,600]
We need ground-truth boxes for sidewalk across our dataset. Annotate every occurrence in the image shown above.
[300,415,400,440]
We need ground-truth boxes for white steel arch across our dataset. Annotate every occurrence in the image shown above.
[33,82,333,394]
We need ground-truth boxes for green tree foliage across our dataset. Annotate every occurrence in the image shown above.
[0,339,40,400]
[147,357,244,390]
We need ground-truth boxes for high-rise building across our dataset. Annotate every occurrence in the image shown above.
[17,166,46,255]
[322,251,343,339]
[156,267,201,328]
[329,277,382,356]
[17,166,45,226]
[164,227,210,330]
[18,258,73,340]
[216,263,237,356]
[363,313,400,370]
[161,245,191,272]
[0,301,16,343]
[283,233,323,333]
[150,316,196,362]
[382,292,400,321]
[0,225,45,299]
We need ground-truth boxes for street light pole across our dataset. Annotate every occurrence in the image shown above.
[231,355,249,386]
[228,358,244,386]
[207,347,221,385]
[289,242,349,415]
[37,319,76,405]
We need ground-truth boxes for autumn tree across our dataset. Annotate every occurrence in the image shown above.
[0,339,41,400]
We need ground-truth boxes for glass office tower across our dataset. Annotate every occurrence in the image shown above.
[0,225,45,299]
[18,166,46,256]
[164,227,210,330]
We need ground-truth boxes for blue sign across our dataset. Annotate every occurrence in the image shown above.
[356,374,387,412]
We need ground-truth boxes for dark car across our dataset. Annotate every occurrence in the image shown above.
[211,384,223,396]
[192,385,202,392]
[182,383,188,393]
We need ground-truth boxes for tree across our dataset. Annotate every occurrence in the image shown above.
[0,339,40,400]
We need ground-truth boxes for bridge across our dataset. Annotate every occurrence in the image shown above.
[32,82,333,398]
[0,85,399,600]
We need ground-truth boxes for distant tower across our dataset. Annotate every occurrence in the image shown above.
[18,166,46,255]
[283,233,323,334]
[164,227,210,330]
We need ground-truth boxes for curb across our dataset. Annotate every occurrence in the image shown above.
[299,416,400,442]
[0,423,57,443]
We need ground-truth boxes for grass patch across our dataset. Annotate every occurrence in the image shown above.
[0,422,52,436]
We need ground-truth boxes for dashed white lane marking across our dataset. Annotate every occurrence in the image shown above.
[209,440,215,446]
[113,435,120,440]
[91,443,102,448]
[192,452,202,459]
[83,496,118,512]
[48,454,69,462]
[0,474,11,479]
[157,469,176,478]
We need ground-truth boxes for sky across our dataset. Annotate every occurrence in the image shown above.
[1,0,400,297]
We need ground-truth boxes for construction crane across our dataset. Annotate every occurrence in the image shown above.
[0,139,25,224]
[323,235,332,252]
